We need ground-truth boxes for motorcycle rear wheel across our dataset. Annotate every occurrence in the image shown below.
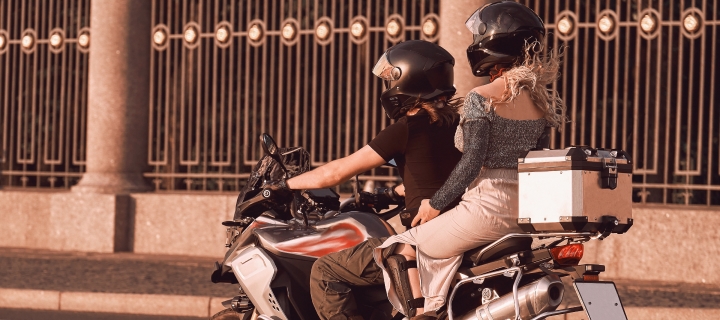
[210,308,252,320]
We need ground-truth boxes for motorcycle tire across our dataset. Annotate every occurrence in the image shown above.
[210,308,252,320]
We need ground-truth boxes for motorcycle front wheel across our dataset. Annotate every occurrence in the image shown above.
[210,308,252,320]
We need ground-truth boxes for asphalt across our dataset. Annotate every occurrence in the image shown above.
[0,308,206,320]
[1,247,720,317]
[0,247,236,297]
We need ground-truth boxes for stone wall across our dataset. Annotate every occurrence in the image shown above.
[0,191,234,258]
[0,191,129,253]
[583,206,720,284]
[1,190,718,285]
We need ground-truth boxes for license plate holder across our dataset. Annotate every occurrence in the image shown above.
[573,281,627,320]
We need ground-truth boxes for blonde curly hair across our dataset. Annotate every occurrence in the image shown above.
[484,42,567,128]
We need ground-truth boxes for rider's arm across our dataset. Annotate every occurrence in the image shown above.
[286,118,407,191]
[393,184,405,196]
[286,145,386,190]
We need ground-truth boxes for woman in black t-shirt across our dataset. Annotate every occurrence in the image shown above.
[268,40,463,320]
[284,40,463,227]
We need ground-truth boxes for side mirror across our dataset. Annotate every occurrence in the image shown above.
[260,133,288,173]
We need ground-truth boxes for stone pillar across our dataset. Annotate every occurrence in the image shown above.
[73,0,152,194]
[439,0,492,97]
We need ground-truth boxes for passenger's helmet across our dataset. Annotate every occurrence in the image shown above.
[373,40,456,120]
[465,1,545,77]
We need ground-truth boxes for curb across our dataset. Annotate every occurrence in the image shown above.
[624,307,720,320]
[547,307,720,320]
[0,288,227,318]
[2,288,720,319]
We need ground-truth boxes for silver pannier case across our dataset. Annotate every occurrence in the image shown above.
[517,147,633,233]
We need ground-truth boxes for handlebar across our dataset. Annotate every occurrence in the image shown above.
[235,182,405,223]
[339,190,406,222]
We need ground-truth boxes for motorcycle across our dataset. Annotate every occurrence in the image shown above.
[211,134,631,320]
[210,133,404,320]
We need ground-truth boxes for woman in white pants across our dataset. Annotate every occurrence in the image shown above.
[373,2,567,318]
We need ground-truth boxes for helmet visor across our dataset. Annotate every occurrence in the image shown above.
[465,8,483,34]
[373,53,402,89]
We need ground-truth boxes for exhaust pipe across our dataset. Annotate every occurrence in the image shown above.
[457,275,564,320]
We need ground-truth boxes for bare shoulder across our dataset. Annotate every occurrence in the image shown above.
[470,80,505,100]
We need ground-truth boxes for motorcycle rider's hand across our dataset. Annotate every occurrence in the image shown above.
[263,179,294,203]
[393,184,406,197]
[376,185,405,206]
[411,199,440,227]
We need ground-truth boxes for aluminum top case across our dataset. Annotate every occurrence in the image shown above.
[517,147,633,234]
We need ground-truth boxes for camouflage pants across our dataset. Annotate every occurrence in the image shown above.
[309,237,391,320]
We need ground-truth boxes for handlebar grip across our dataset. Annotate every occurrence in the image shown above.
[374,187,405,207]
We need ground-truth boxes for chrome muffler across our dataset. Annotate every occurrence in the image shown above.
[457,275,564,320]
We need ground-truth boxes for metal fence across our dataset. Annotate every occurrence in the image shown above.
[0,0,90,189]
[146,0,440,192]
[1,0,719,206]
[521,0,720,205]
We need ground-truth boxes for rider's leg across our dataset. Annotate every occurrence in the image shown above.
[310,237,387,320]
[389,243,424,316]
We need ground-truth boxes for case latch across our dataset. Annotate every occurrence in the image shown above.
[601,157,618,189]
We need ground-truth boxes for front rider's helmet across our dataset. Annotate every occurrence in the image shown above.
[372,40,456,120]
[465,1,546,77]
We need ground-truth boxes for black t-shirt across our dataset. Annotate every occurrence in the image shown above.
[368,111,463,218]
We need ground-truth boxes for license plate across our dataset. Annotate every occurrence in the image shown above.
[573,281,628,320]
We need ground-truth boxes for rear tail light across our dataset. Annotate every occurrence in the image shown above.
[582,274,600,281]
[550,243,584,265]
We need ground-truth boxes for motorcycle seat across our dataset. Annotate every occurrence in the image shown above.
[462,236,533,266]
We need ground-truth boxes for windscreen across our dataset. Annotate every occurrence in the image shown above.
[233,146,310,220]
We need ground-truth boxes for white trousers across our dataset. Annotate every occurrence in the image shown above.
[373,168,523,314]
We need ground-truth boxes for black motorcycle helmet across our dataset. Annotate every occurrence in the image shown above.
[373,40,456,120]
[465,1,545,77]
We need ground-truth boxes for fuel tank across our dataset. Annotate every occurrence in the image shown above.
[254,211,395,260]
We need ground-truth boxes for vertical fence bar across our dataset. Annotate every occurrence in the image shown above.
[1,1,6,166]
[711,0,718,180]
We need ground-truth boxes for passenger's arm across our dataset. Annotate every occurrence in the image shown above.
[411,120,489,226]
[285,145,386,190]
[429,119,489,211]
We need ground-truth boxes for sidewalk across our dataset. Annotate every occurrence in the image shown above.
[0,247,232,317]
[1,247,719,318]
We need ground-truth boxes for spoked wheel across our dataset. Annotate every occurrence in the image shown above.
[210,308,253,320]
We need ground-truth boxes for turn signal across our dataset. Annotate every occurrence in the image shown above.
[550,243,584,265]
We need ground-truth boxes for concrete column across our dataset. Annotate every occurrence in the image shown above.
[73,0,152,194]
[439,0,492,97]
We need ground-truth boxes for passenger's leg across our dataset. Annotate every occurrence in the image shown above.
[388,243,425,317]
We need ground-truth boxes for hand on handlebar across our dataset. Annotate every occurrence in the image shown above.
[375,185,405,207]
[262,180,294,203]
